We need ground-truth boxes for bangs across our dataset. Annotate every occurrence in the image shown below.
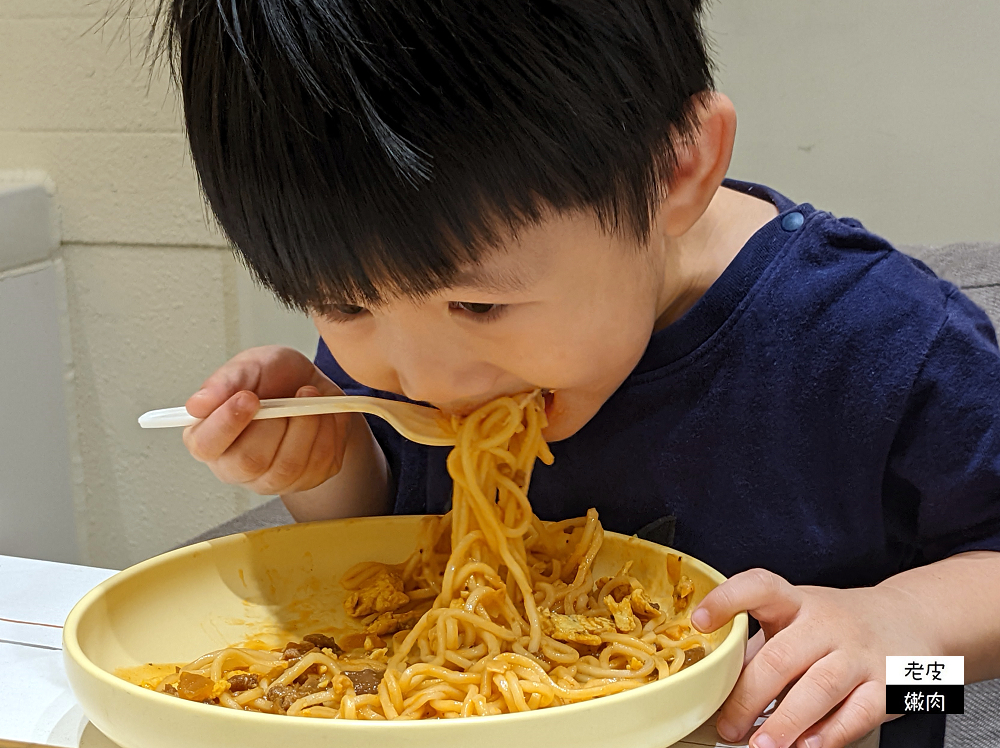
[151,0,714,310]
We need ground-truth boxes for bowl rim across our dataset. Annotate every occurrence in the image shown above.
[63,514,748,730]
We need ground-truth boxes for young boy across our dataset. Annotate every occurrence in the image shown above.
[159,1,1000,746]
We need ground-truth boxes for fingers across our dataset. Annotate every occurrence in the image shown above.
[241,387,338,494]
[295,409,347,487]
[255,392,321,489]
[693,568,802,634]
[697,575,887,748]
[203,386,347,494]
[739,652,863,748]
[794,680,885,748]
[213,417,289,484]
[179,348,350,495]
[185,345,337,419]
[702,570,810,746]
[745,628,766,667]
[186,360,262,419]
[183,390,261,462]
[718,628,829,742]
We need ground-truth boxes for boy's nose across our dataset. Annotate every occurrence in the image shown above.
[394,359,500,411]
[396,370,496,412]
[381,323,503,409]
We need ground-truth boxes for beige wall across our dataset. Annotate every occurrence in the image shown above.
[706,1,1000,245]
[0,1,315,568]
[1,1,997,567]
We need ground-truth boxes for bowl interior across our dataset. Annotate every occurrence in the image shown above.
[73,516,732,676]
[68,514,744,748]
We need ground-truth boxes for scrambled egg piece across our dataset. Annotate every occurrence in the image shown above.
[363,607,424,637]
[604,595,640,633]
[662,622,691,641]
[673,575,695,613]
[627,588,661,618]
[595,561,634,602]
[604,587,664,632]
[344,569,409,617]
[594,564,664,618]
[538,608,615,646]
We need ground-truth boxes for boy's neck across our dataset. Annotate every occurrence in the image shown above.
[653,185,779,331]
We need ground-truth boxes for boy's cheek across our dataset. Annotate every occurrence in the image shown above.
[540,390,609,442]
[314,331,401,395]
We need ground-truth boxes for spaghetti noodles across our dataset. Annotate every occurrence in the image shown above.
[139,392,712,718]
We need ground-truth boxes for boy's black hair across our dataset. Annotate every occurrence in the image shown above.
[152,0,714,310]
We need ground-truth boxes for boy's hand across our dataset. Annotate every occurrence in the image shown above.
[692,569,931,748]
[182,345,352,495]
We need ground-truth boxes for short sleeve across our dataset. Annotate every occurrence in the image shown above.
[886,288,1000,562]
[313,338,431,515]
[313,337,403,502]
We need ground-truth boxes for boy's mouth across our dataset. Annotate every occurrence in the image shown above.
[438,389,555,419]
[542,389,556,419]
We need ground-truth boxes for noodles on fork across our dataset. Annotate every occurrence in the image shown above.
[134,392,712,719]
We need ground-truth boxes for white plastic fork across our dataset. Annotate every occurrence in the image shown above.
[137,395,455,446]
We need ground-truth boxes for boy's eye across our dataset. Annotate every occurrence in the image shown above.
[332,304,366,315]
[318,303,368,321]
[449,302,507,322]
[452,302,497,315]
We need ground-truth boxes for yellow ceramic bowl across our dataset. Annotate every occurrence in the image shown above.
[64,516,747,748]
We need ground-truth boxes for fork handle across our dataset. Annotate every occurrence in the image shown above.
[138,396,381,429]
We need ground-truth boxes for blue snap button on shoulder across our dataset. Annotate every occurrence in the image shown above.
[781,211,805,231]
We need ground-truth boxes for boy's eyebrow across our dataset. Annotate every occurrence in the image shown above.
[447,264,532,294]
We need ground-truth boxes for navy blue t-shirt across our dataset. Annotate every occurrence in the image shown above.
[316,180,1000,747]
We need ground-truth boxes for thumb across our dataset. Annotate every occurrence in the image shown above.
[307,371,347,398]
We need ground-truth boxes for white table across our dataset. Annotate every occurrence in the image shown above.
[0,555,115,747]
[0,553,876,748]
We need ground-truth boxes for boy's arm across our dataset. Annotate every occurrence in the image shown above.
[696,287,1000,748]
[693,552,1000,748]
[303,334,409,520]
[880,550,1000,682]
[280,412,393,521]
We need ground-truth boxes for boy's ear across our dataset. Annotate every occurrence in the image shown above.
[660,93,737,237]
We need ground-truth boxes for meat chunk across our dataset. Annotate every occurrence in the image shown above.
[539,608,615,646]
[337,632,387,651]
[226,672,259,692]
[344,668,383,695]
[267,681,325,711]
[344,569,410,617]
[683,645,706,668]
[303,633,342,653]
[363,607,424,637]
[281,641,316,660]
[604,595,639,633]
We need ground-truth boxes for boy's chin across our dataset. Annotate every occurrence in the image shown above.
[541,421,579,442]
[540,392,594,442]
